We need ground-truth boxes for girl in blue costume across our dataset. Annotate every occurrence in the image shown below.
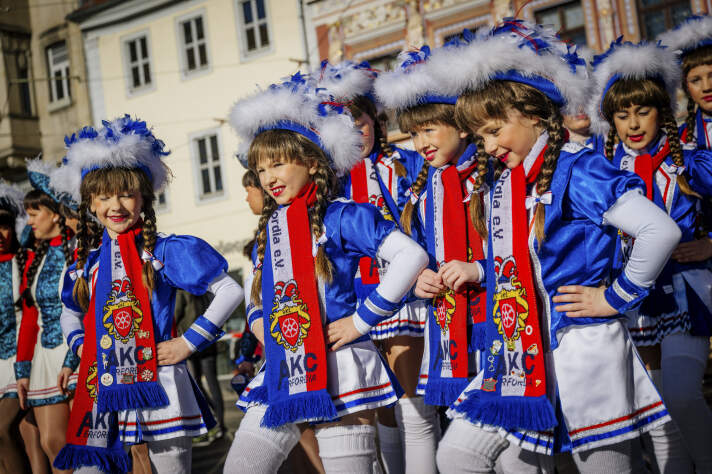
[224,73,427,474]
[53,116,244,474]
[318,59,431,474]
[589,38,712,473]
[15,159,80,474]
[426,21,680,473]
[375,42,485,445]
[0,180,30,473]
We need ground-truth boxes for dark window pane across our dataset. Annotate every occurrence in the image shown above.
[210,135,219,160]
[140,37,148,59]
[672,4,691,27]
[198,138,207,164]
[132,66,140,88]
[640,0,663,6]
[158,192,166,205]
[565,29,587,46]
[129,41,137,62]
[66,68,71,97]
[199,44,207,66]
[242,1,253,24]
[214,166,223,191]
[143,63,151,84]
[183,21,192,44]
[55,71,64,100]
[537,9,561,31]
[642,10,666,38]
[196,17,204,40]
[187,48,196,70]
[563,4,584,28]
[259,23,269,47]
[246,27,256,50]
[256,0,265,19]
[202,169,211,194]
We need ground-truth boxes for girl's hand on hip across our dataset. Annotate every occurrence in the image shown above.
[157,337,193,365]
[414,268,445,299]
[671,238,712,263]
[438,260,481,292]
[326,316,361,351]
[553,285,617,317]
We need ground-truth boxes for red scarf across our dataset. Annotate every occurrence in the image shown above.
[633,139,670,201]
[261,183,336,427]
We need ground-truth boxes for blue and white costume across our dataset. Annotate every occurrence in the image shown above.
[611,136,712,344]
[60,233,240,442]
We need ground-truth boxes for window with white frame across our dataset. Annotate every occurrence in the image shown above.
[238,0,270,55]
[156,190,168,210]
[194,134,224,199]
[179,15,209,73]
[46,42,70,104]
[124,34,152,91]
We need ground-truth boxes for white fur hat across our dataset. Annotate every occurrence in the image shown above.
[52,116,171,204]
[316,60,377,102]
[658,15,712,57]
[374,44,458,112]
[376,21,588,116]
[587,39,681,136]
[0,179,27,239]
[229,72,362,177]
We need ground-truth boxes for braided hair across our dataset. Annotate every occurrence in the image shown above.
[602,77,699,198]
[72,167,162,311]
[16,189,73,308]
[681,45,712,144]
[247,129,341,306]
[397,102,469,235]
[455,80,566,244]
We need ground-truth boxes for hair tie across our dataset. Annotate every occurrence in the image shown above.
[141,249,164,271]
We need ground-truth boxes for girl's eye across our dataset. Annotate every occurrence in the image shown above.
[690,77,701,83]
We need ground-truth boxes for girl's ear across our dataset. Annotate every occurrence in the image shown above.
[458,130,469,140]
[308,163,318,176]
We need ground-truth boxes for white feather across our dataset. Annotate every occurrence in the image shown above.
[316,61,375,101]
[658,16,712,55]
[0,179,27,238]
[587,42,680,136]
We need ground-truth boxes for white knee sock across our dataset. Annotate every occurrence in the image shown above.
[377,422,404,474]
[496,442,554,474]
[661,333,712,473]
[394,397,439,474]
[223,406,301,474]
[316,424,379,474]
[148,436,192,474]
[436,419,509,474]
[643,369,694,473]
[572,440,634,474]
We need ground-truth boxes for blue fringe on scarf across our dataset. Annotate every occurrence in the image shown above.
[452,391,557,432]
[424,378,469,407]
[261,391,338,428]
[96,382,169,413]
[54,444,131,474]
[248,385,269,404]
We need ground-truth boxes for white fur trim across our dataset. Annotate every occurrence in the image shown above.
[373,49,442,111]
[228,79,363,177]
[0,179,26,238]
[658,16,712,55]
[587,42,681,136]
[52,118,171,203]
[317,61,375,101]
[26,157,56,178]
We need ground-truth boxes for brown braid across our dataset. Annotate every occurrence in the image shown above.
[374,119,406,178]
[661,108,701,199]
[72,202,92,312]
[399,161,430,235]
[17,238,49,308]
[468,135,491,239]
[532,108,566,244]
[604,127,618,161]
[685,96,697,144]
[309,166,335,283]
[58,215,74,267]
[250,197,277,306]
[15,248,27,290]
[141,205,158,295]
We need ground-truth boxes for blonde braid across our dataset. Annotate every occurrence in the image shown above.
[71,203,92,311]
[532,108,566,245]
[309,166,335,283]
[685,96,697,144]
[250,197,277,306]
[662,108,701,199]
[399,162,430,235]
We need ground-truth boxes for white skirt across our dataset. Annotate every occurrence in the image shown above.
[25,343,78,406]
[238,339,400,420]
[449,320,669,454]
[370,300,427,340]
[118,362,209,443]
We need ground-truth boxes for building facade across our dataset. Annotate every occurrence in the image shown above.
[67,0,308,293]
[304,0,706,69]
